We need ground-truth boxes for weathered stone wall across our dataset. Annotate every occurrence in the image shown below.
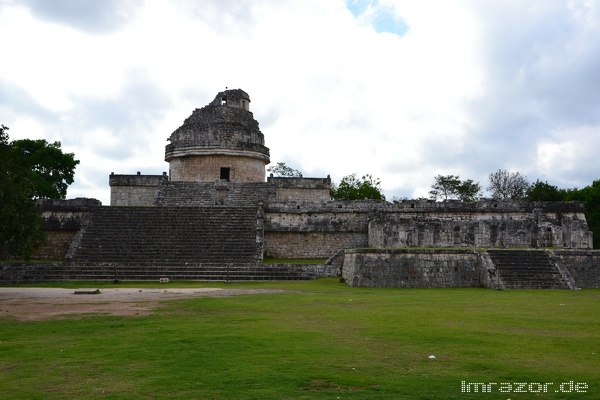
[34,198,101,260]
[553,250,600,288]
[263,200,379,258]
[342,249,482,288]
[266,263,340,278]
[263,199,592,259]
[168,154,266,183]
[341,248,600,288]
[368,200,592,249]
[34,231,78,260]
[155,181,274,207]
[109,173,167,206]
[268,176,332,202]
[264,232,366,258]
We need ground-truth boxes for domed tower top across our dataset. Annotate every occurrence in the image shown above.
[165,89,270,182]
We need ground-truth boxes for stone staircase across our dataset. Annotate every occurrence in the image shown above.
[0,200,325,283]
[487,250,569,289]
[68,206,259,264]
[0,262,315,283]
[154,181,273,206]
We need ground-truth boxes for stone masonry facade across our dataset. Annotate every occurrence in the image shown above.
[8,88,599,288]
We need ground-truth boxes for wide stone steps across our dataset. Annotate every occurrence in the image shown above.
[487,250,568,289]
[0,263,315,283]
[154,182,271,207]
[69,206,258,263]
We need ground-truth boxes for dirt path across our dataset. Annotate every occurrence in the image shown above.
[0,287,285,321]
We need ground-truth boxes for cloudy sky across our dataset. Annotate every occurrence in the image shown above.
[1,0,599,204]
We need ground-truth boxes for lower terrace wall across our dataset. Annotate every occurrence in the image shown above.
[342,249,482,288]
[342,249,600,288]
[264,232,366,258]
[263,199,592,260]
[34,198,101,260]
[263,200,379,258]
[553,250,600,288]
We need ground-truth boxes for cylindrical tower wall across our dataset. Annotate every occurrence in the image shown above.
[169,154,266,182]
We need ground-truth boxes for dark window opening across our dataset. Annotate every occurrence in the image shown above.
[220,167,230,181]
[221,97,227,105]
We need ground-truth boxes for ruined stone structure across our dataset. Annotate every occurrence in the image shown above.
[165,89,269,183]
[2,88,599,287]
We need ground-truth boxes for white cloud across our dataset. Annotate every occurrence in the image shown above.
[0,0,598,204]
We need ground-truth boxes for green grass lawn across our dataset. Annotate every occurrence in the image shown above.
[1,279,599,399]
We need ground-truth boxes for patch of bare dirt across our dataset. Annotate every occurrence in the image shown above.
[0,287,285,321]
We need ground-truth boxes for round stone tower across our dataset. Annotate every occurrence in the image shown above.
[165,89,270,182]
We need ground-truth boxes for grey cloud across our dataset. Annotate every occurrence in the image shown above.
[22,0,140,33]
[0,80,56,126]
[473,1,600,127]
[48,72,173,162]
[457,1,600,186]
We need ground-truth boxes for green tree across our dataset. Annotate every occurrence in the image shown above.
[331,173,385,201]
[0,125,45,258]
[564,180,600,249]
[267,162,302,177]
[429,174,481,201]
[429,175,461,200]
[457,179,483,202]
[487,169,530,200]
[11,138,79,199]
[526,180,567,201]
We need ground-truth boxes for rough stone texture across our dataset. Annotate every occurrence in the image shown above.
[368,200,592,249]
[487,250,570,289]
[154,181,274,207]
[165,88,269,182]
[267,176,332,202]
[553,250,600,288]
[342,249,482,288]
[264,232,366,258]
[34,231,78,260]
[29,198,101,260]
[67,206,263,264]
[342,249,600,289]
[263,200,377,258]
[109,173,167,206]
[0,262,318,283]
[169,154,266,183]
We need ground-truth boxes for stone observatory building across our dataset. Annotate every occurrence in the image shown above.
[165,89,270,183]
[3,88,600,288]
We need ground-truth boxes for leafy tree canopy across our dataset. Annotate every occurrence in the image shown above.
[429,174,482,202]
[11,138,80,199]
[267,162,302,177]
[331,173,385,201]
[526,180,568,202]
[0,125,45,258]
